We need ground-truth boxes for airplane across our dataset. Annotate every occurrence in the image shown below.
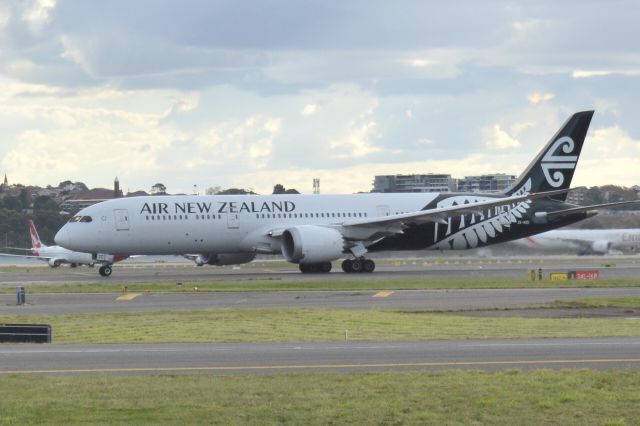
[55,110,639,274]
[512,228,640,255]
[0,219,128,276]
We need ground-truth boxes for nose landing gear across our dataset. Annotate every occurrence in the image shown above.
[98,265,113,277]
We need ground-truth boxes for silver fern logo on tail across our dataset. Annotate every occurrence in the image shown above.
[429,179,532,250]
[541,136,578,188]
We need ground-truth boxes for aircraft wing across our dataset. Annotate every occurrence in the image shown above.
[0,253,48,260]
[341,189,569,229]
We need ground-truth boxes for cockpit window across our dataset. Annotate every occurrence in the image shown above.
[68,215,92,223]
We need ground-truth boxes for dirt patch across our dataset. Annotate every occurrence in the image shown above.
[439,307,640,319]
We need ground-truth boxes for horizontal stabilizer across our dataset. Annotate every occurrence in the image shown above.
[545,200,640,218]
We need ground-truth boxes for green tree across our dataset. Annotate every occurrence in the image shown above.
[0,196,22,211]
[273,184,299,194]
[151,183,167,195]
[33,196,59,212]
[217,188,257,195]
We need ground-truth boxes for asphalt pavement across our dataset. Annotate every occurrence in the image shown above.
[1,337,639,376]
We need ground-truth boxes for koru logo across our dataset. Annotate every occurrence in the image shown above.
[541,136,577,187]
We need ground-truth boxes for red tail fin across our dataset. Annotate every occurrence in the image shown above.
[27,220,43,254]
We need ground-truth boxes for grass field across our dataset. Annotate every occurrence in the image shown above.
[2,307,639,343]
[1,370,639,425]
[2,276,640,294]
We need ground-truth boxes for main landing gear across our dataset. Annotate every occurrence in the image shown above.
[341,258,375,273]
[99,265,113,277]
[298,258,376,274]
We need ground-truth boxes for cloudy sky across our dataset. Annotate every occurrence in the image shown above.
[1,0,639,195]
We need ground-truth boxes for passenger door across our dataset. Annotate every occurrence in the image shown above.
[114,209,130,231]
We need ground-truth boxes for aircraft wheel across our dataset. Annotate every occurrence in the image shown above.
[299,264,309,273]
[99,265,112,277]
[349,259,363,273]
[320,262,332,273]
[342,259,353,273]
[70,263,78,268]
[363,259,375,273]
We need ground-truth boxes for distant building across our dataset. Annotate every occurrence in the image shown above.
[566,187,587,205]
[456,174,516,193]
[114,176,122,198]
[373,174,456,193]
[59,177,125,214]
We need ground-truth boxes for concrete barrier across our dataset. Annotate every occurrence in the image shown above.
[0,324,51,343]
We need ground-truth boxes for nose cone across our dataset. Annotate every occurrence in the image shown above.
[54,226,69,248]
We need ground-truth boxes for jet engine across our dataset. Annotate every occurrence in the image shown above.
[591,240,611,254]
[48,258,62,267]
[194,253,256,266]
[281,225,345,264]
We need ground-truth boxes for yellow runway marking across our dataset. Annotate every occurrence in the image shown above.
[116,293,141,301]
[373,291,394,298]
[2,358,640,375]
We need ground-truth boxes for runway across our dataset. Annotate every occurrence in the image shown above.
[3,287,640,314]
[2,256,640,376]
[1,338,639,375]
[1,255,640,285]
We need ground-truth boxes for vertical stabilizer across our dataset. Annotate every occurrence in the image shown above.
[27,220,44,254]
[505,111,594,200]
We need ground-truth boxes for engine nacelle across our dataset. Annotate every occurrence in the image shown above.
[591,240,611,254]
[281,225,345,264]
[48,258,62,267]
[195,253,256,266]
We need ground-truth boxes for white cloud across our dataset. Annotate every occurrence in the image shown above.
[572,70,612,79]
[527,92,555,104]
[0,4,10,31]
[1,2,640,195]
[329,119,381,159]
[194,115,281,169]
[570,126,640,188]
[482,124,520,150]
[301,103,316,116]
[22,0,56,33]
[572,69,640,79]
[409,58,437,68]
[590,126,640,155]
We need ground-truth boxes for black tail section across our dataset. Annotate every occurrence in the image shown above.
[504,111,594,201]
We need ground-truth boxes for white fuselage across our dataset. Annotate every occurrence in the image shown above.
[514,229,640,254]
[35,244,95,265]
[55,193,443,254]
